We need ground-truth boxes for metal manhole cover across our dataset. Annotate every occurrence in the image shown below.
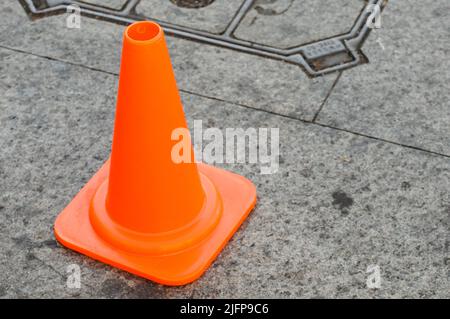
[169,0,216,9]
[18,0,387,77]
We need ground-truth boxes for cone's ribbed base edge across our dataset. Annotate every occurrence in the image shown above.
[54,160,257,286]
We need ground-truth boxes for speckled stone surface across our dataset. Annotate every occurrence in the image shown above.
[234,0,365,48]
[316,0,450,155]
[1,47,449,298]
[77,0,127,10]
[0,0,449,299]
[135,0,244,34]
[0,0,337,120]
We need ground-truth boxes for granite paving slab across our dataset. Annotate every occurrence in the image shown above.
[1,47,448,298]
[316,0,450,156]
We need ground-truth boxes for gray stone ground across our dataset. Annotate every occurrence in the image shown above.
[81,0,127,10]
[0,0,449,298]
[234,0,365,48]
[317,0,450,156]
[136,0,244,34]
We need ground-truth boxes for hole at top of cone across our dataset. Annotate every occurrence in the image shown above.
[126,21,162,43]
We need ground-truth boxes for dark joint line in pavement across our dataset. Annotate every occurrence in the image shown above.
[2,42,447,162]
[312,71,343,123]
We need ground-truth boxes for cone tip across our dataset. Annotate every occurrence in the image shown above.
[125,21,163,44]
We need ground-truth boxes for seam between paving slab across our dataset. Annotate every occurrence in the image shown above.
[2,43,450,161]
[312,71,343,123]
[23,249,99,296]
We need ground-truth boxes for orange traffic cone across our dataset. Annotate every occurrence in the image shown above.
[54,21,257,285]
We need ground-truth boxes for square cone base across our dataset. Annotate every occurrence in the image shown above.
[54,161,257,286]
